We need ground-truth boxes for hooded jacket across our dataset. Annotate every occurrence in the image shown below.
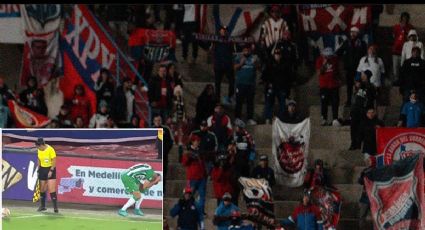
[401,33,425,64]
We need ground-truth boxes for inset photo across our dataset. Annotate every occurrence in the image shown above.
[2,129,163,230]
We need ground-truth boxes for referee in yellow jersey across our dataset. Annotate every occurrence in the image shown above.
[35,137,58,213]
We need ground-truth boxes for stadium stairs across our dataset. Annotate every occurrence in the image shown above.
[164,26,405,229]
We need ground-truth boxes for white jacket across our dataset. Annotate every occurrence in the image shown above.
[401,41,425,65]
[357,55,385,88]
[89,113,108,128]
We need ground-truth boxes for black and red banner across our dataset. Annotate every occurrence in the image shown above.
[364,155,425,230]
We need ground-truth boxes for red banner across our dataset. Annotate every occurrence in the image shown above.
[7,100,50,128]
[376,128,425,165]
[365,155,425,230]
[57,156,162,209]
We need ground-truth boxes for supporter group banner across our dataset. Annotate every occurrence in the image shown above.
[20,4,62,87]
[128,28,176,63]
[0,4,24,44]
[376,128,425,165]
[196,4,265,44]
[298,4,373,58]
[272,118,310,187]
[2,151,162,209]
[311,186,342,229]
[239,177,275,227]
[7,100,50,128]
[364,155,425,230]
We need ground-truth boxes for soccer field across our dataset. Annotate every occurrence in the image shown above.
[2,210,162,230]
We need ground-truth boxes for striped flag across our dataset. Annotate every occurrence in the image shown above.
[32,179,40,203]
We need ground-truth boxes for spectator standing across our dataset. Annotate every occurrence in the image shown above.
[279,100,303,124]
[69,84,91,127]
[336,26,367,106]
[275,30,298,94]
[167,63,184,92]
[359,107,384,156]
[106,5,129,40]
[181,135,207,215]
[172,85,186,124]
[171,4,185,41]
[190,120,218,175]
[234,44,260,125]
[170,187,205,230]
[94,68,115,108]
[89,100,110,128]
[182,4,199,63]
[399,47,425,102]
[213,193,240,230]
[349,70,376,150]
[401,29,424,65]
[211,26,235,105]
[391,12,413,83]
[152,115,173,189]
[251,154,276,188]
[316,48,341,126]
[207,104,233,152]
[19,76,48,115]
[148,65,173,121]
[280,191,324,230]
[233,119,256,178]
[111,77,135,124]
[398,91,425,128]
[211,155,236,206]
[195,84,217,126]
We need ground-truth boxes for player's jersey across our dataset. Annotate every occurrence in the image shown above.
[124,164,154,183]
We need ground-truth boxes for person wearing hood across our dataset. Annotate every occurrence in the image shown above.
[316,47,341,126]
[279,100,303,124]
[213,193,240,230]
[398,91,425,128]
[170,187,205,230]
[349,70,377,150]
[19,76,48,115]
[399,46,425,102]
[401,29,425,65]
[70,84,91,127]
[89,100,110,128]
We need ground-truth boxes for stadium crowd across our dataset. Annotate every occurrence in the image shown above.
[2,4,425,230]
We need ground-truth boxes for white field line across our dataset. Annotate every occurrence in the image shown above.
[11,213,161,224]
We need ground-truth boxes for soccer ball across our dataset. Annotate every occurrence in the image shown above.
[2,208,11,218]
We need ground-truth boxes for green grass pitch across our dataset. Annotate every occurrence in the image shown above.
[2,210,162,230]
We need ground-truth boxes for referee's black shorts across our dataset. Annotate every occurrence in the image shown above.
[38,167,56,180]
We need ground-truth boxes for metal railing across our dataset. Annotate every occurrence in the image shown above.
[85,6,152,126]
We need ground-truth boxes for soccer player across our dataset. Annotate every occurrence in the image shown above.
[36,137,59,213]
[118,163,161,217]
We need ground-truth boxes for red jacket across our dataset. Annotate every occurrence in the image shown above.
[316,56,340,89]
[182,149,207,180]
[211,167,234,199]
[392,23,414,55]
[70,95,91,126]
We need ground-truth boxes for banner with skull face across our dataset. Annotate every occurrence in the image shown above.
[272,118,310,187]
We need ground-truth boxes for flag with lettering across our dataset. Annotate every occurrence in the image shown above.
[20,4,62,87]
[364,154,425,230]
[128,28,176,63]
[298,4,373,61]
[7,100,50,128]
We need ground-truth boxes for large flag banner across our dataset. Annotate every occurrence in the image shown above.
[20,4,62,87]
[311,186,342,229]
[364,155,425,230]
[298,4,372,60]
[7,100,50,128]
[376,128,425,165]
[0,4,24,44]
[128,28,176,63]
[272,118,310,187]
[238,177,275,227]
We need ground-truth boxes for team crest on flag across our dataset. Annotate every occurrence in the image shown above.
[311,186,342,229]
[364,155,425,230]
[7,100,50,128]
[272,118,310,187]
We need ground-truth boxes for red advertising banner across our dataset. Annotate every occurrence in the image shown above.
[57,156,162,209]
[376,128,425,165]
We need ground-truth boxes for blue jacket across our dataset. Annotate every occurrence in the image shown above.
[234,54,257,86]
[214,201,240,230]
[170,198,203,230]
[281,204,323,230]
[401,101,425,128]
